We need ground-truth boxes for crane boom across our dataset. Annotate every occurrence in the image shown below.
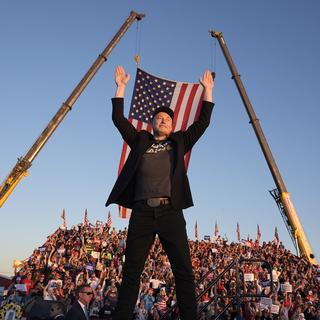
[210,30,317,265]
[0,11,145,208]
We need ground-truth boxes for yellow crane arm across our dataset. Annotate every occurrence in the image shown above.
[0,11,145,208]
[210,30,317,265]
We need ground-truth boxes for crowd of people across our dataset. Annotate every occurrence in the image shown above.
[1,221,319,319]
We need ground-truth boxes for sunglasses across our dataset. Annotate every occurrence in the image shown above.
[81,291,94,296]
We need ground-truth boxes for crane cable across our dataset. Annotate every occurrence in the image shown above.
[134,19,142,66]
[210,34,217,80]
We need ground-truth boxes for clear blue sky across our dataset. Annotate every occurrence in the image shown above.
[1,1,319,275]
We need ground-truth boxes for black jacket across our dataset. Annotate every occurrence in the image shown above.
[105,98,214,210]
[65,301,87,320]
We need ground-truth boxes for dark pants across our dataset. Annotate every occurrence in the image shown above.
[113,202,197,320]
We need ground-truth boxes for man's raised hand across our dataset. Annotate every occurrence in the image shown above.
[115,66,130,87]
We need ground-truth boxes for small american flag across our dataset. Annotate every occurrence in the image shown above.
[236,222,241,242]
[118,68,204,218]
[274,226,279,245]
[257,224,261,243]
[195,220,198,240]
[84,209,89,227]
[60,208,67,230]
[106,211,112,228]
[214,220,219,237]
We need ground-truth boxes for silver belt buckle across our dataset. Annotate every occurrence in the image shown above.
[147,198,161,207]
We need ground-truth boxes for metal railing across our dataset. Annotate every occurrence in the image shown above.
[159,257,273,320]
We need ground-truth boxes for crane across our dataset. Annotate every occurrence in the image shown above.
[0,11,145,208]
[210,30,316,265]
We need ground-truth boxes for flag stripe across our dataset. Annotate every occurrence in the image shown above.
[174,84,193,130]
[106,212,112,228]
[172,83,188,131]
[136,119,143,132]
[181,84,199,131]
[146,123,153,132]
[190,86,204,126]
[119,205,129,219]
[184,89,204,169]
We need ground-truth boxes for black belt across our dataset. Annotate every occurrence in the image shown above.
[146,197,170,207]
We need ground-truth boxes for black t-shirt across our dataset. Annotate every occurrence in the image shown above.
[134,140,173,201]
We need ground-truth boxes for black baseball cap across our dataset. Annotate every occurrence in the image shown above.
[152,107,174,121]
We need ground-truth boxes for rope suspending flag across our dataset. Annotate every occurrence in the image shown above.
[118,68,204,218]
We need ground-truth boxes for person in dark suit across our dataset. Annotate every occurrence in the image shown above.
[65,284,93,320]
[106,66,214,320]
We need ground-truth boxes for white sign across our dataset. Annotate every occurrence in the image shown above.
[271,304,280,314]
[244,273,254,282]
[91,251,100,259]
[281,282,292,293]
[260,297,272,308]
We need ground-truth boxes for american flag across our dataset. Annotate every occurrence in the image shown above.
[274,226,279,245]
[83,209,89,227]
[195,220,198,240]
[118,68,204,218]
[214,220,219,237]
[236,222,241,242]
[106,211,112,228]
[257,224,261,243]
[60,208,67,230]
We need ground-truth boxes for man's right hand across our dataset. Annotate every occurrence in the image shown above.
[115,66,130,87]
[114,66,130,98]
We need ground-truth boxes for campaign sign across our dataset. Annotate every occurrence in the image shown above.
[244,273,254,282]
[15,284,27,292]
[91,251,100,259]
[281,282,292,293]
[260,297,272,308]
[271,304,280,314]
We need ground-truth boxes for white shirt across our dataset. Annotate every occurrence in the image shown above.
[78,300,89,319]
